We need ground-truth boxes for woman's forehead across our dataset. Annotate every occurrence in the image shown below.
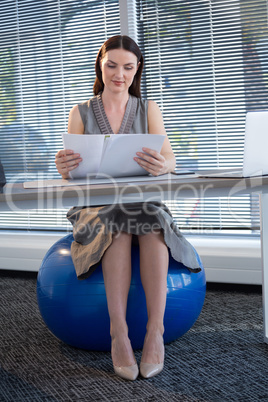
[103,48,138,64]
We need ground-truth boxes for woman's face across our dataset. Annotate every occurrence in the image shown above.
[100,48,139,94]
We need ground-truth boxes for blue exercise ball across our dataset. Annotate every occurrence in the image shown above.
[37,234,206,351]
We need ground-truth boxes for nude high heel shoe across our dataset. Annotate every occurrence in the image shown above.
[140,332,165,379]
[139,361,164,379]
[112,339,139,381]
[113,363,139,381]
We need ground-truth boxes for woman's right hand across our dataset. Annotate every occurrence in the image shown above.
[55,149,82,179]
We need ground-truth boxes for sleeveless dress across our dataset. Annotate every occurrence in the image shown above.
[67,93,201,280]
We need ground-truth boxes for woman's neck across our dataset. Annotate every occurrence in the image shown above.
[101,88,129,112]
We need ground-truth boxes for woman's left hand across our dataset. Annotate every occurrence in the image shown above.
[134,147,168,176]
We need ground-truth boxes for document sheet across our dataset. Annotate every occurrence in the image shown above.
[62,133,165,179]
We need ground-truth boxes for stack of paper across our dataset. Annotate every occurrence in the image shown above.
[62,133,165,179]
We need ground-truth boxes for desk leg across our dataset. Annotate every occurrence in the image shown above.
[260,193,268,343]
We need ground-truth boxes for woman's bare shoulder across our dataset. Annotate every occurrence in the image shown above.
[68,105,84,134]
[148,99,161,113]
[69,104,80,118]
[147,100,165,134]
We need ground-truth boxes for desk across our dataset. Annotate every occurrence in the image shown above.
[1,173,268,343]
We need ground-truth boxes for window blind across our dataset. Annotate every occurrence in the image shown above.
[0,0,267,233]
[0,0,120,230]
[137,0,268,232]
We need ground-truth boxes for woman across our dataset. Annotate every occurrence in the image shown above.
[55,35,200,381]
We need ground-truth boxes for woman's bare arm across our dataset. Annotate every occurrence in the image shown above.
[134,100,176,176]
[55,106,84,178]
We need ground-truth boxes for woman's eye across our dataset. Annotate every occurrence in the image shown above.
[106,65,133,70]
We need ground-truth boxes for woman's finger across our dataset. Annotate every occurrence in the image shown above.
[135,156,164,175]
[142,147,165,161]
[134,150,164,169]
[55,150,81,164]
[57,157,81,171]
[135,148,165,165]
[61,154,81,165]
[135,153,163,168]
[55,149,82,176]
[56,149,74,158]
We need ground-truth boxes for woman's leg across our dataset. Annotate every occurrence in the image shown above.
[102,231,136,368]
[138,231,169,365]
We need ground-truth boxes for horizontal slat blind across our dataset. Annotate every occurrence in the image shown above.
[137,0,268,232]
[0,0,267,233]
[0,0,120,230]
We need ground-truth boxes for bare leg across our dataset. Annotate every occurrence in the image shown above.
[138,231,169,365]
[102,232,136,368]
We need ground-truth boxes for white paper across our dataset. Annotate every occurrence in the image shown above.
[62,133,105,179]
[62,133,166,179]
[96,134,165,178]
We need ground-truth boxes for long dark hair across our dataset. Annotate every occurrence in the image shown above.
[93,35,144,98]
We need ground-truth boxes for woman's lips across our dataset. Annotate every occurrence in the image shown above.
[113,80,124,86]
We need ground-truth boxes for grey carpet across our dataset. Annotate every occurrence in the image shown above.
[0,270,267,402]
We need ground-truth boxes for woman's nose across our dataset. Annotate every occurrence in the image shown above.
[114,66,124,77]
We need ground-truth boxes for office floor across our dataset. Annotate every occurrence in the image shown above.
[0,271,268,402]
